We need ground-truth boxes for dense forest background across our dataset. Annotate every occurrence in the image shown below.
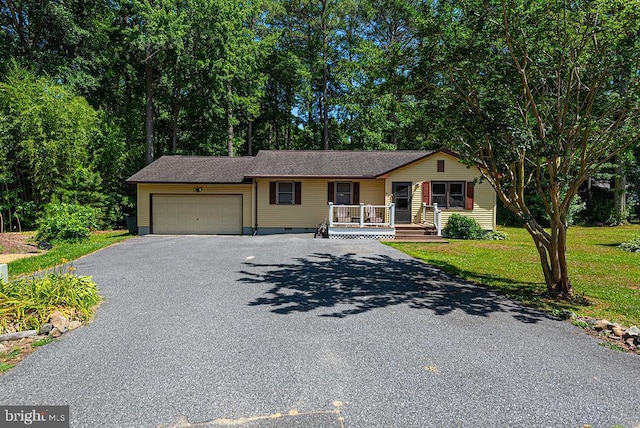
[1,0,638,230]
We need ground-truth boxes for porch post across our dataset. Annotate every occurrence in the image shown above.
[422,202,427,224]
[389,203,395,227]
[359,203,364,227]
[433,203,441,236]
[328,202,334,227]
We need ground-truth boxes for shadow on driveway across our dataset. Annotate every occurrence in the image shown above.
[239,252,550,323]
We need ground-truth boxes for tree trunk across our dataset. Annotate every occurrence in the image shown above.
[144,44,154,165]
[524,218,572,297]
[171,77,180,154]
[247,121,253,156]
[614,155,627,224]
[171,101,179,154]
[226,83,234,157]
[5,182,12,232]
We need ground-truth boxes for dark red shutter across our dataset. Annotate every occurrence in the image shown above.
[465,182,474,210]
[327,182,335,203]
[294,182,302,205]
[353,182,360,205]
[269,182,277,205]
[437,160,445,172]
[422,181,431,205]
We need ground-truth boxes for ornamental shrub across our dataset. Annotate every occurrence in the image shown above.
[483,230,509,240]
[36,203,98,243]
[444,214,485,239]
[619,234,640,253]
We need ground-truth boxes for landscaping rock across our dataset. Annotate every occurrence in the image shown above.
[68,321,82,331]
[0,342,9,354]
[39,323,53,335]
[624,326,640,338]
[626,337,636,347]
[611,325,625,337]
[37,241,53,251]
[49,328,62,338]
[0,330,37,342]
[49,311,69,333]
[594,319,613,331]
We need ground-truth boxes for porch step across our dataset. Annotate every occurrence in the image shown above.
[394,223,445,242]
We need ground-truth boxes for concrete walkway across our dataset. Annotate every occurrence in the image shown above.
[0,235,638,427]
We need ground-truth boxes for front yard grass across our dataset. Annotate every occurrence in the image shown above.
[7,230,130,278]
[387,225,640,327]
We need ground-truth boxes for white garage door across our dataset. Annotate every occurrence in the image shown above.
[152,195,243,235]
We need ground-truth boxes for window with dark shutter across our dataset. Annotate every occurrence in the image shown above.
[335,182,352,204]
[294,182,302,205]
[327,182,335,203]
[422,181,430,204]
[269,182,277,205]
[431,181,465,209]
[353,182,360,205]
[465,182,474,210]
[271,181,301,205]
[277,182,294,204]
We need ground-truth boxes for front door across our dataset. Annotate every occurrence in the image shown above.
[392,182,412,223]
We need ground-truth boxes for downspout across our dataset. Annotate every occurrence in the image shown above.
[253,180,258,235]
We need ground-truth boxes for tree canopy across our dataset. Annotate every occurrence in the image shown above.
[0,0,638,295]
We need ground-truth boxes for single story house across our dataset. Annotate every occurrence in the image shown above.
[126,149,497,238]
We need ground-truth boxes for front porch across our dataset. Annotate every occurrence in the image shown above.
[327,202,443,240]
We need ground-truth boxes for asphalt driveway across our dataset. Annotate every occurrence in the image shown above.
[1,235,639,427]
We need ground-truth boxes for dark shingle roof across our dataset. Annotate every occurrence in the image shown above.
[126,150,455,183]
[125,156,254,184]
[244,150,433,178]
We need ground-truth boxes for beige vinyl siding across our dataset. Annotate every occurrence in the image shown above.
[385,153,496,230]
[136,183,253,230]
[256,178,385,228]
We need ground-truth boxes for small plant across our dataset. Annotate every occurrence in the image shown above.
[32,337,54,347]
[444,214,485,239]
[0,266,100,334]
[599,342,625,352]
[572,320,589,328]
[619,233,640,253]
[0,363,15,373]
[483,230,509,240]
[0,347,21,374]
[36,203,98,243]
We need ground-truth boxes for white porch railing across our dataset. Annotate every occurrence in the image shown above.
[328,203,395,228]
[422,202,442,236]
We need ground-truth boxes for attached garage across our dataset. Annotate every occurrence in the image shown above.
[126,156,255,235]
[151,194,243,235]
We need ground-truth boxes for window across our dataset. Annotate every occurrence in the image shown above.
[437,159,445,172]
[277,182,294,204]
[270,181,301,205]
[432,181,465,209]
[335,182,352,205]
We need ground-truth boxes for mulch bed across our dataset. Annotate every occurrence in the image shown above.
[0,232,39,254]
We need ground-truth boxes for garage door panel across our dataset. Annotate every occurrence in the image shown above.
[152,195,242,235]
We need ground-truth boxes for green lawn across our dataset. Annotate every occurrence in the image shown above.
[387,226,640,327]
[8,231,131,278]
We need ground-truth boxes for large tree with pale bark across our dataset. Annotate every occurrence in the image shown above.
[420,0,640,296]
